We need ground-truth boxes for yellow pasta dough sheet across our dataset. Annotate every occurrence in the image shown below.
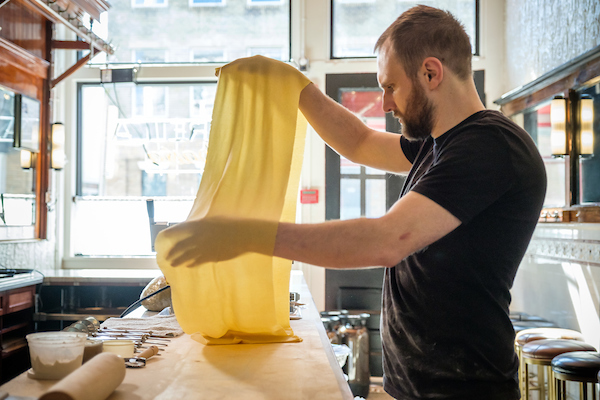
[155,55,310,345]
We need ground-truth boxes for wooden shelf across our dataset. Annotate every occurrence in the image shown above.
[1,341,27,357]
[0,322,29,336]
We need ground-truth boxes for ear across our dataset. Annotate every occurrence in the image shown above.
[421,57,443,90]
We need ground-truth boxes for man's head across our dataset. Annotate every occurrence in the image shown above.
[374,5,473,82]
[375,5,473,140]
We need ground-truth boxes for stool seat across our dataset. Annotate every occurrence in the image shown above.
[516,328,584,347]
[522,339,596,361]
[551,351,600,382]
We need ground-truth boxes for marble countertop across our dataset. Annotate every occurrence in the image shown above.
[40,269,162,286]
[0,269,44,292]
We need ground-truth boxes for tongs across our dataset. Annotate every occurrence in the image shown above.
[124,345,159,368]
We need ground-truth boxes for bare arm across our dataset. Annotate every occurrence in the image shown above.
[273,191,461,268]
[161,192,460,269]
[299,83,412,174]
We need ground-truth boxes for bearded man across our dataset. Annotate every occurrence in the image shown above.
[164,5,546,399]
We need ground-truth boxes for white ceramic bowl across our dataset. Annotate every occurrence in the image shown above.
[102,339,135,358]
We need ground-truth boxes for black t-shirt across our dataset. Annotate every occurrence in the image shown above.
[382,110,546,400]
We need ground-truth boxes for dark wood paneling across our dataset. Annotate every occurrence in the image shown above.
[0,59,44,100]
[0,0,47,60]
[0,0,51,240]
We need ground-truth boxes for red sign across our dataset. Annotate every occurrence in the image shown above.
[300,189,319,204]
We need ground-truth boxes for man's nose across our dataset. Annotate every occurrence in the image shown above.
[382,92,395,113]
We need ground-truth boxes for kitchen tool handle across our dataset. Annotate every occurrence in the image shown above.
[138,345,159,359]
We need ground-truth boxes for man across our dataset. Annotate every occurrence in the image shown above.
[165,5,546,399]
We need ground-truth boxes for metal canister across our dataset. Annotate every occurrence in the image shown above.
[339,313,370,399]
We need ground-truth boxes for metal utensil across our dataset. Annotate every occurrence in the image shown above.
[124,345,159,368]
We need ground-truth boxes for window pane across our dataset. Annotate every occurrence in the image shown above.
[520,103,567,208]
[0,147,35,226]
[94,0,290,64]
[340,178,361,220]
[339,88,386,175]
[331,0,478,58]
[340,156,361,174]
[72,198,193,256]
[366,179,386,218]
[76,82,216,256]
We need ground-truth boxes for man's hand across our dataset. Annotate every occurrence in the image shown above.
[155,216,279,267]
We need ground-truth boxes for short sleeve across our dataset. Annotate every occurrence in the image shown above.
[400,135,427,164]
[410,129,516,224]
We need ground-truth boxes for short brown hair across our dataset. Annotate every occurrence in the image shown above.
[374,5,473,81]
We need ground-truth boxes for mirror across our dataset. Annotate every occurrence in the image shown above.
[0,85,37,240]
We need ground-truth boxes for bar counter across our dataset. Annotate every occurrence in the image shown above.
[0,271,353,400]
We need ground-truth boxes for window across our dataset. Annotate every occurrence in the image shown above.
[190,48,227,63]
[74,82,216,256]
[331,0,479,59]
[132,0,167,8]
[325,74,404,222]
[134,86,168,117]
[189,0,225,6]
[133,49,167,63]
[98,0,290,64]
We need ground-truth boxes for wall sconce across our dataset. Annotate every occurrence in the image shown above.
[550,97,568,156]
[580,97,594,156]
[51,122,67,170]
[20,149,37,169]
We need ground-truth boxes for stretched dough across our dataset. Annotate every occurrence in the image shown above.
[156,56,310,344]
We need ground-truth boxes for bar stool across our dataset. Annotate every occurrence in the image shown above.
[552,351,600,400]
[515,329,585,397]
[522,339,596,400]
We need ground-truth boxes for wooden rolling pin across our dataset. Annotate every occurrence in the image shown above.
[39,352,125,400]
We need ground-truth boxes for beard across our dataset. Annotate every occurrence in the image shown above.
[395,80,435,141]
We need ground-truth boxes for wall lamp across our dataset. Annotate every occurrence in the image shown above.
[550,96,595,157]
[20,149,37,169]
[550,96,568,156]
[51,122,67,170]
